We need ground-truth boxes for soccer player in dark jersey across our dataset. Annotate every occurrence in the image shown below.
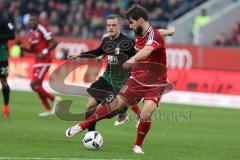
[66,5,172,154]
[0,14,15,118]
[69,14,142,131]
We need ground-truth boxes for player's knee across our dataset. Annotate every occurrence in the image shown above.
[87,102,97,110]
[1,81,10,92]
[0,78,9,88]
[30,82,36,91]
[140,112,151,122]
[86,105,96,116]
[30,82,40,91]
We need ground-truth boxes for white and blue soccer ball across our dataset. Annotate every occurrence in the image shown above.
[82,131,103,150]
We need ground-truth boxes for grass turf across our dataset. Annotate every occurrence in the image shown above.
[0,91,240,160]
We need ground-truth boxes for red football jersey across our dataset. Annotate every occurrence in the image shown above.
[131,26,167,86]
[28,24,52,62]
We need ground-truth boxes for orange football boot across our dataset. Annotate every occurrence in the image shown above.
[2,104,9,118]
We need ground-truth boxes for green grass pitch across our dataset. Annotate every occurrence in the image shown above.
[0,91,240,160]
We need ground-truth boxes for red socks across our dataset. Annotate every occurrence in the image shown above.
[80,104,111,130]
[40,96,51,111]
[35,85,55,110]
[35,85,55,101]
[135,120,151,147]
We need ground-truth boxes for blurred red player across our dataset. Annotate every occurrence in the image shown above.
[21,12,61,117]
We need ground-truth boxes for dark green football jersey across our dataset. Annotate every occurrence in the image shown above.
[80,33,135,91]
[0,16,15,61]
[0,41,8,61]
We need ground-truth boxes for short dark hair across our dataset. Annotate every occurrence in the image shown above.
[125,4,148,21]
[105,14,122,23]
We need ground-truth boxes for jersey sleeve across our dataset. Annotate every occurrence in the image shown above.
[145,30,163,49]
[38,24,52,41]
[79,37,106,58]
[79,46,103,58]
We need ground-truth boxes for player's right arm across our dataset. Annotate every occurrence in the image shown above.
[79,46,103,58]
[69,36,109,59]
[69,38,106,60]
[68,46,103,59]
[123,29,163,68]
[123,46,155,68]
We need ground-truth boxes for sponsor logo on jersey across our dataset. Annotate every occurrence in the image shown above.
[107,55,118,64]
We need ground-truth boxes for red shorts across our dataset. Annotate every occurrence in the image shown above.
[32,63,51,82]
[119,78,165,106]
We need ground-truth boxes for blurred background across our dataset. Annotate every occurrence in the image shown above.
[2,0,240,108]
[0,0,206,38]
[1,0,239,46]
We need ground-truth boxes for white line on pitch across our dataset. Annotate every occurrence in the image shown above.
[0,158,133,160]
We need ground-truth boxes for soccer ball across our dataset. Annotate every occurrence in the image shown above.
[82,131,103,150]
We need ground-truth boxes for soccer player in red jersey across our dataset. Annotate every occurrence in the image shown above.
[21,12,61,117]
[66,5,172,154]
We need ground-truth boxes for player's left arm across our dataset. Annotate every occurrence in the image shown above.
[46,38,58,53]
[37,38,58,59]
[123,46,154,68]
[158,26,175,37]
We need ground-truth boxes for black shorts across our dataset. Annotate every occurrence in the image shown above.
[0,60,8,78]
[87,77,119,105]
